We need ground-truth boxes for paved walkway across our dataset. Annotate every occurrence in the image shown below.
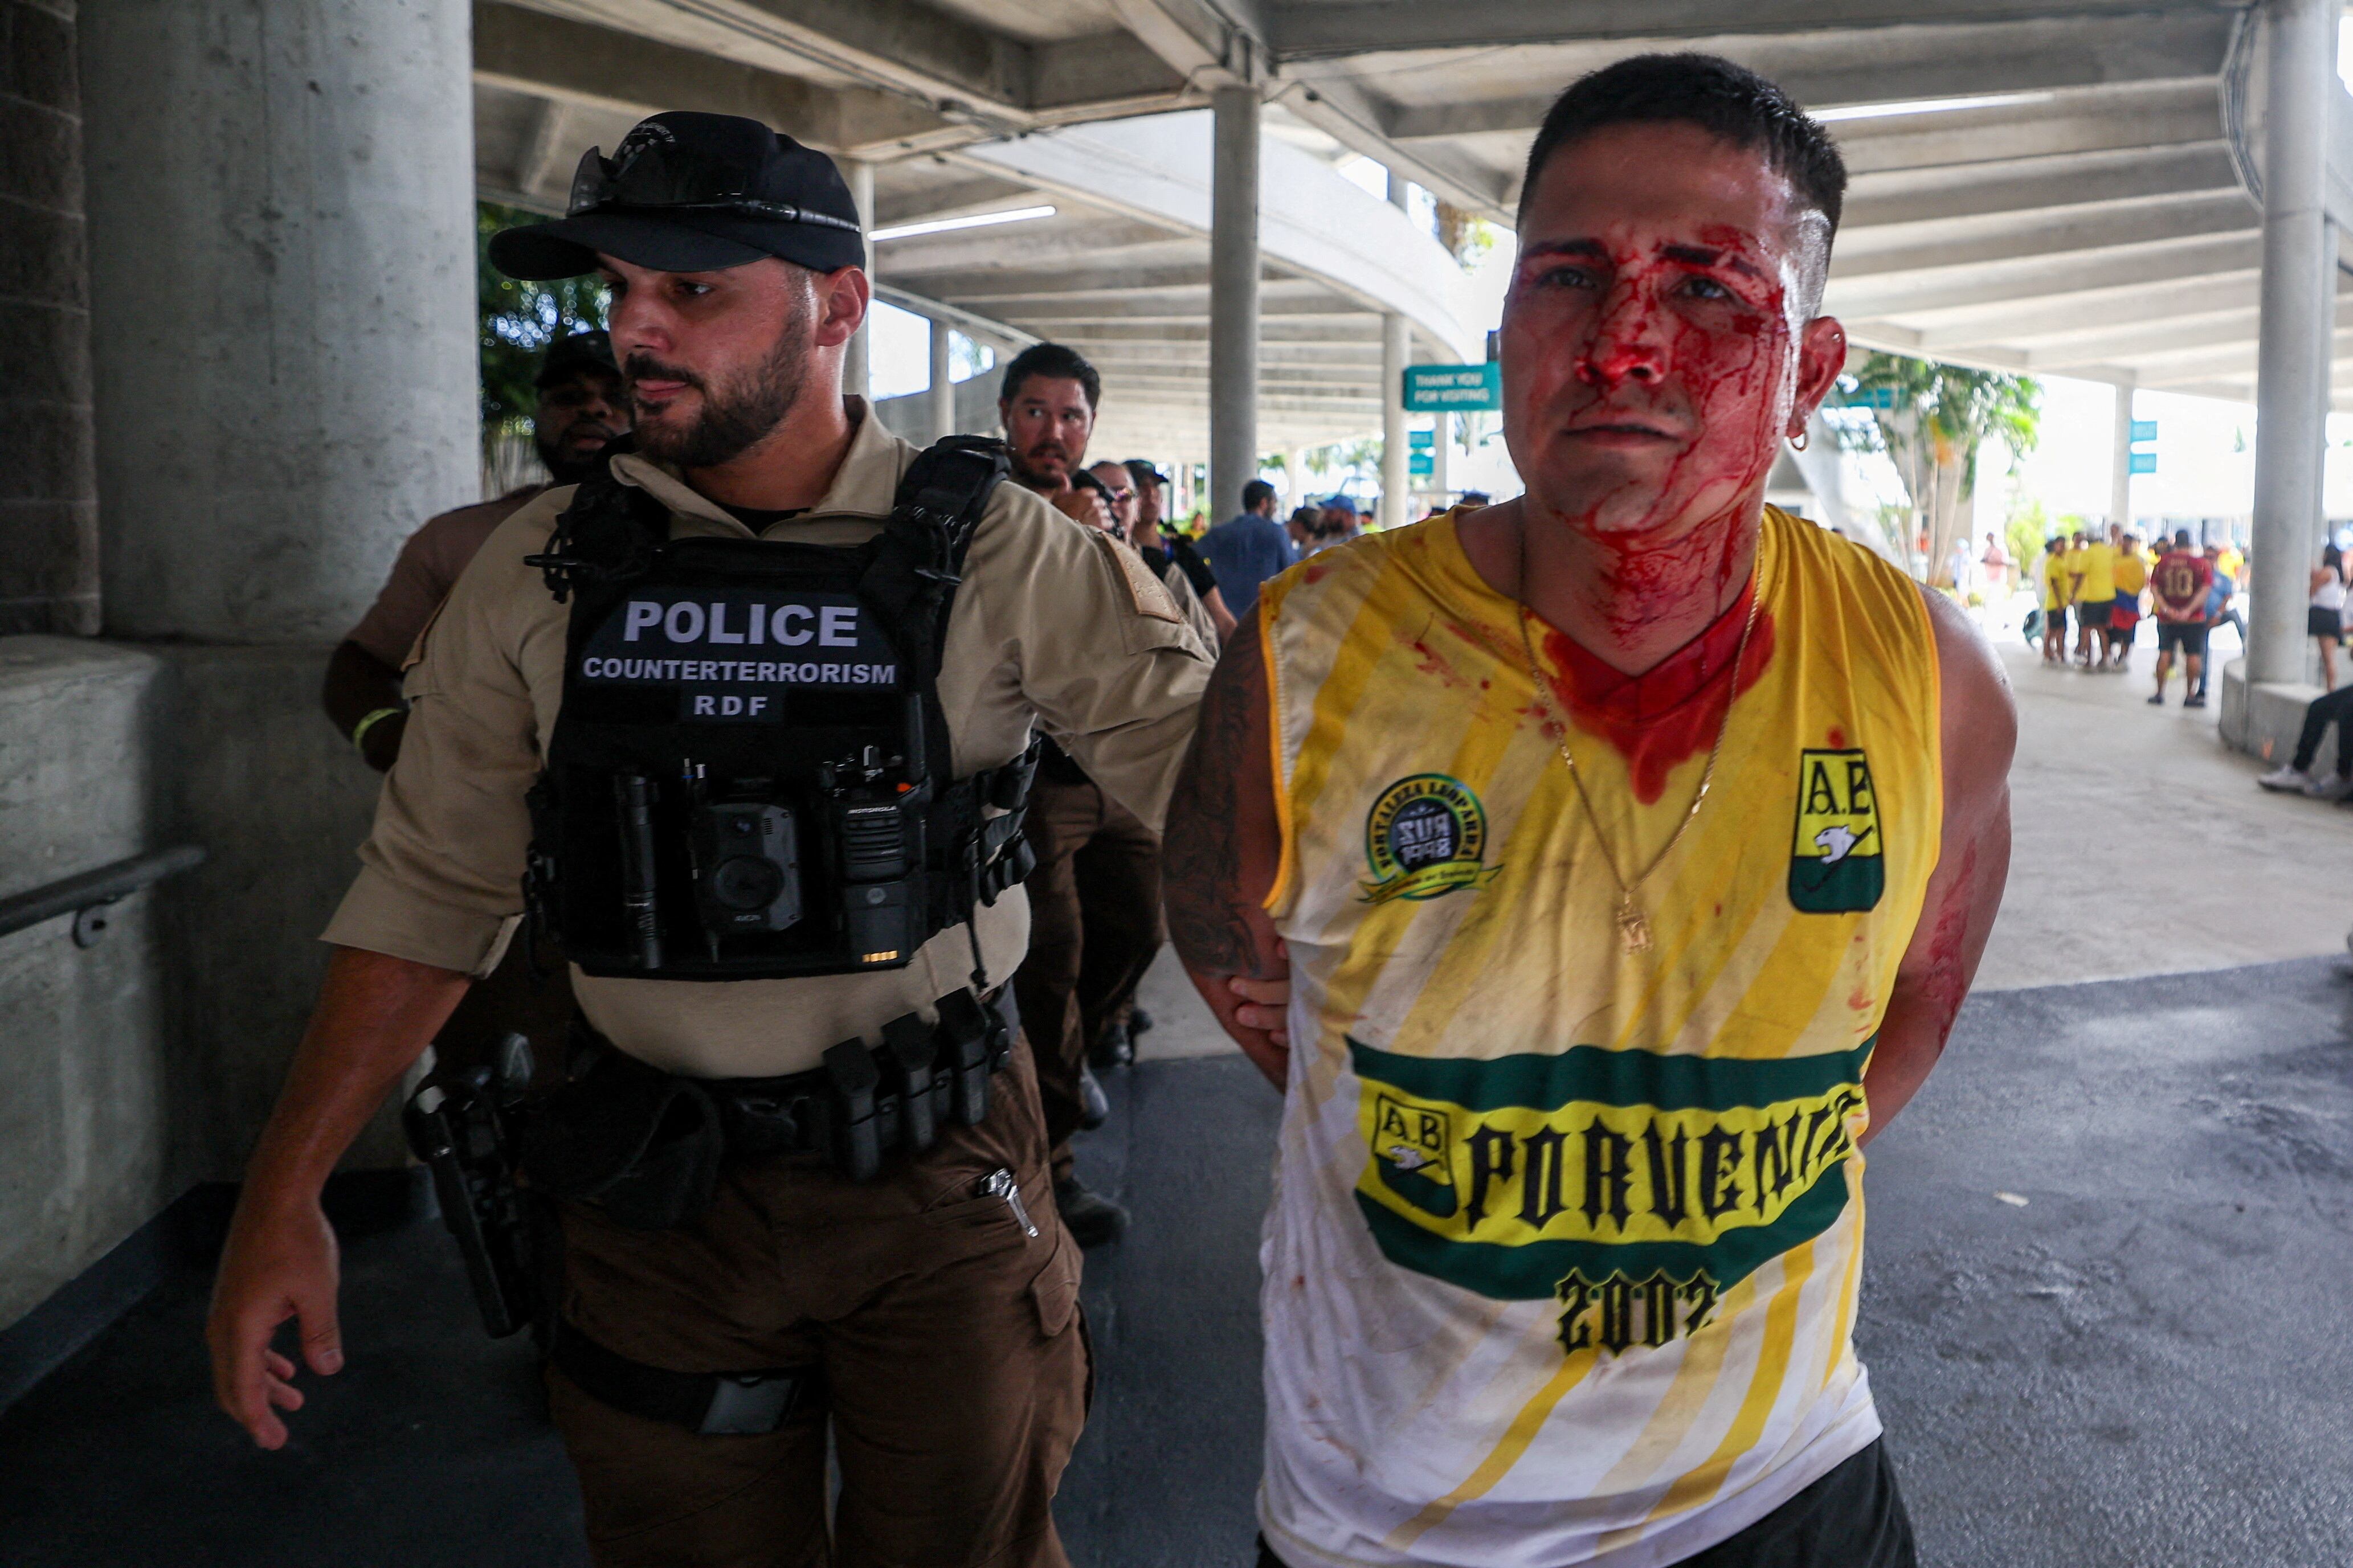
[7,615,2351,1566]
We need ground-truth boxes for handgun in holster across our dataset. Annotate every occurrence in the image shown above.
[403,1032,540,1339]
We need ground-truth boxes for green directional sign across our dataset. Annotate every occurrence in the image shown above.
[1408,428,1434,449]
[2129,451,2157,474]
[1846,386,1899,410]
[1403,363,1501,411]
[2129,419,2158,443]
[1409,452,1435,477]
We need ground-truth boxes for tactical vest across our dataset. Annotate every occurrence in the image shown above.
[522,436,1039,982]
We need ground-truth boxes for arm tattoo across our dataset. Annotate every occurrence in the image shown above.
[1163,615,1276,976]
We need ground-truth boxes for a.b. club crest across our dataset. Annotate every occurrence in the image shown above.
[1360,774,1500,904]
[1788,747,1884,912]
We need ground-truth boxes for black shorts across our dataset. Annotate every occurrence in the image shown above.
[1259,1440,1917,1568]
[2157,621,2209,656]
[2042,605,2069,633]
[2074,601,2111,630]
[2110,617,2138,645]
[2309,605,2344,644]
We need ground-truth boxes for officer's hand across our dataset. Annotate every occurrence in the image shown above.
[1047,486,1114,534]
[206,1194,344,1450]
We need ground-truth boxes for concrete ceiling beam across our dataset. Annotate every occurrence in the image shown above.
[873,175,1039,228]
[1824,234,2261,318]
[1381,17,2233,140]
[1261,0,2237,59]
[992,295,1367,322]
[1833,96,2225,176]
[1269,76,1515,219]
[1831,191,2256,279]
[472,2,947,154]
[1898,269,2268,346]
[1841,141,2238,228]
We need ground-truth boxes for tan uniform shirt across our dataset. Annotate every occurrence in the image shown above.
[1158,556,1221,656]
[323,407,1212,1079]
[345,486,548,667]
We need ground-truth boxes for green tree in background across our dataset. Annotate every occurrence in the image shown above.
[1833,351,2040,586]
[478,200,608,461]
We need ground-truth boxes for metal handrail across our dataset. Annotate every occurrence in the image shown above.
[0,845,207,942]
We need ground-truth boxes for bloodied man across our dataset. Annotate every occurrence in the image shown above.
[1163,55,2014,1568]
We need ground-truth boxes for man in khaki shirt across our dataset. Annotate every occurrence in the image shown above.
[206,113,1209,1568]
[321,329,626,1087]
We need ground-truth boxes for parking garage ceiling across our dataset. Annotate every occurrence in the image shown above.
[472,1,2350,430]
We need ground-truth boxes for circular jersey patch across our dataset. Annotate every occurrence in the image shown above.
[1359,773,1500,904]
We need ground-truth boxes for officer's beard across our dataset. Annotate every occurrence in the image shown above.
[625,310,810,471]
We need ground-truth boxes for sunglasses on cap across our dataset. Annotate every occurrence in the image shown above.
[568,138,861,235]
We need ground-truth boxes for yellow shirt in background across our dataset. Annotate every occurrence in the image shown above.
[2113,552,2147,599]
[2070,542,2116,602]
[2041,551,2073,609]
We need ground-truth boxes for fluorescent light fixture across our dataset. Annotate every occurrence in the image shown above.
[1812,92,2053,124]
[870,204,1056,243]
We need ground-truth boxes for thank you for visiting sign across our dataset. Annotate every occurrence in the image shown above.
[1403,363,1501,411]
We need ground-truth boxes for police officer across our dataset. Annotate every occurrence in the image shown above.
[321,329,624,1083]
[206,112,1210,1567]
[994,343,1184,1246]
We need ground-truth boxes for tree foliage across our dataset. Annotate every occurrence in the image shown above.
[1833,351,2041,584]
[477,200,610,455]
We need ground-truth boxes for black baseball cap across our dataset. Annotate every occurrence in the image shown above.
[490,112,865,282]
[534,329,618,387]
[1123,459,1169,486]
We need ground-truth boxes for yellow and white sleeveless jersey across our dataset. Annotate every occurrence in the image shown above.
[1255,506,1941,1568]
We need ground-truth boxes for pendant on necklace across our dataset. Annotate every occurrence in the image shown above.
[1617,894,1652,954]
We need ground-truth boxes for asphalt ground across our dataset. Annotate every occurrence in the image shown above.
[7,956,2353,1565]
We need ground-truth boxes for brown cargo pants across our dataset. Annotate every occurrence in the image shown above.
[1011,773,1165,1184]
[546,1038,1089,1568]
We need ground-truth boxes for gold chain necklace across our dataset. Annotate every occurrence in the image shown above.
[1512,523,1760,954]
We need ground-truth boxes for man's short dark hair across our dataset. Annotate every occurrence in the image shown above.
[1520,54,1847,241]
[1000,342,1100,411]
[1241,479,1276,512]
[2175,529,2195,548]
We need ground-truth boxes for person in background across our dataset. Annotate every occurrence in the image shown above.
[2148,528,2213,708]
[2039,534,2072,666]
[995,346,1202,1248]
[1459,490,1492,508]
[324,329,627,771]
[2216,538,2246,588]
[2256,679,2353,799]
[1945,535,1974,597]
[2190,543,2241,703]
[1200,478,1298,617]
[1129,458,1236,643]
[1095,460,1220,653]
[2068,526,2114,668]
[1284,504,1318,556]
[1980,530,2011,597]
[316,329,626,1080]
[2312,544,2346,691]
[2107,530,2147,672]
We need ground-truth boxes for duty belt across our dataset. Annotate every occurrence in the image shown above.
[548,985,1017,1196]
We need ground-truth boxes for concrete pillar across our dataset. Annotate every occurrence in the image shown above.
[1432,414,1452,508]
[78,0,475,1173]
[2248,0,2339,685]
[2,0,100,636]
[2109,379,2135,531]
[1210,84,1260,525]
[1380,170,1411,531]
[928,318,955,441]
[82,0,476,642]
[844,158,874,406]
